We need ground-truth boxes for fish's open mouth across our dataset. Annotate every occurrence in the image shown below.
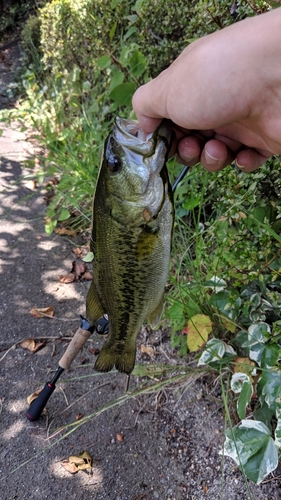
[114,117,154,156]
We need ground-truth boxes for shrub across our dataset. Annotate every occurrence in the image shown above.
[23,0,270,82]
[38,0,135,78]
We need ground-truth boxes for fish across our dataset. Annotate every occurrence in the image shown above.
[86,117,174,374]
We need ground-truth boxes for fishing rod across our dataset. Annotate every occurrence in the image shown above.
[172,165,189,193]
[26,165,189,421]
[26,315,108,421]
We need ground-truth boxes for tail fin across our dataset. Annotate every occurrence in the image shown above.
[94,344,136,375]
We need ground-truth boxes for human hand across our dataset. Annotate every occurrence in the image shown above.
[132,8,281,172]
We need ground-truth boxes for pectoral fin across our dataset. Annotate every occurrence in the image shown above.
[146,293,164,329]
[137,225,158,258]
[86,279,106,324]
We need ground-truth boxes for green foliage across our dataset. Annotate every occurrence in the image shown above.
[38,0,137,81]
[21,14,43,68]
[223,420,278,485]
[131,0,269,77]
[199,318,281,483]
[136,0,226,77]
[165,155,281,483]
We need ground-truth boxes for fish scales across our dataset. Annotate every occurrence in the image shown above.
[86,117,174,374]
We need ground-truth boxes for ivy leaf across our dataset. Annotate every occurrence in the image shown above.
[109,82,137,106]
[253,405,274,432]
[237,382,253,420]
[204,276,227,292]
[132,0,144,13]
[223,420,278,484]
[274,407,281,448]
[260,344,280,369]
[249,344,281,370]
[198,339,225,366]
[242,322,271,348]
[185,314,212,352]
[231,373,253,420]
[82,80,91,92]
[258,369,281,413]
[248,342,265,366]
[231,372,251,394]
[209,290,240,320]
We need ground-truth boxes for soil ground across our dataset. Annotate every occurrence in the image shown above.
[0,40,281,500]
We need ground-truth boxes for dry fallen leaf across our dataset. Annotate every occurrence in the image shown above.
[54,227,77,236]
[66,451,93,472]
[25,179,37,190]
[234,357,256,382]
[19,338,46,353]
[76,413,83,421]
[89,348,100,356]
[72,247,83,258]
[58,273,75,283]
[61,461,79,474]
[43,190,55,206]
[58,259,92,283]
[140,344,155,357]
[116,433,124,442]
[27,389,42,405]
[80,271,93,281]
[26,389,47,415]
[72,259,86,279]
[30,306,55,318]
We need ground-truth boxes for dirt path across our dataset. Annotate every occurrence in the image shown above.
[0,41,280,500]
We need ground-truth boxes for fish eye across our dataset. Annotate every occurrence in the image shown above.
[107,154,122,173]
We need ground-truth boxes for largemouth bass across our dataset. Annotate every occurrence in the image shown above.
[86,117,174,374]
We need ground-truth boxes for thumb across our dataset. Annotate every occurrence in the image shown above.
[132,85,164,133]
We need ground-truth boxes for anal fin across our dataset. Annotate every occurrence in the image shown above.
[146,292,164,329]
[86,279,106,324]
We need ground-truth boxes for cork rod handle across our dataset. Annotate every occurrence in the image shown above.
[59,327,92,370]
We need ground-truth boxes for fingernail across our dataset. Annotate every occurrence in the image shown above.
[236,160,246,170]
[205,151,219,165]
[182,155,195,162]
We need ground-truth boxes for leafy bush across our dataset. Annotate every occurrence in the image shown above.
[23,0,270,80]
[135,0,263,77]
[38,0,136,79]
